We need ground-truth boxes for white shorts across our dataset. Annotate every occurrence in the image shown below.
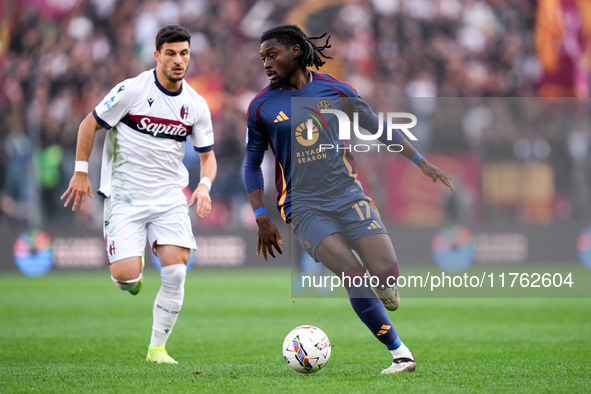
[103,199,197,264]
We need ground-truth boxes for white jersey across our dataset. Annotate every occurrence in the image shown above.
[94,69,214,205]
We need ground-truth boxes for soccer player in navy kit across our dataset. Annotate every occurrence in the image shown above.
[244,25,454,374]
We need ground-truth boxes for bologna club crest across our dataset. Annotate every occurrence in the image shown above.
[180,104,189,120]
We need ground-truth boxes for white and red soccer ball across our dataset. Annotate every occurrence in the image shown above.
[282,325,331,373]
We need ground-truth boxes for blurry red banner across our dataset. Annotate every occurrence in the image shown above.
[382,154,481,226]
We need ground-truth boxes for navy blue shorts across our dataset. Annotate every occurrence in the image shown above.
[291,183,388,261]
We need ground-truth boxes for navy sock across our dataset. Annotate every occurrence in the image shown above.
[387,336,401,351]
[344,267,398,347]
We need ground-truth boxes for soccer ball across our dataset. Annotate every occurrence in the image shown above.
[282,325,331,373]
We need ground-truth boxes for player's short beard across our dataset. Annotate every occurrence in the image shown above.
[269,78,282,90]
[164,68,185,83]
[269,58,299,90]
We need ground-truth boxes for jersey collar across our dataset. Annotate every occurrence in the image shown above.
[153,69,183,96]
[279,71,314,96]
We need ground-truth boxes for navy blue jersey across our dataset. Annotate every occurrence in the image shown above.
[245,71,397,223]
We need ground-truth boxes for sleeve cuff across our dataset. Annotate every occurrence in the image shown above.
[194,145,214,153]
[93,110,112,130]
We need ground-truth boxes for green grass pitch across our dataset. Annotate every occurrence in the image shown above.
[1,267,590,393]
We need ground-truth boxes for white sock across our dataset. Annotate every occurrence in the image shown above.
[111,274,141,291]
[390,342,413,360]
[150,330,169,347]
[150,264,187,347]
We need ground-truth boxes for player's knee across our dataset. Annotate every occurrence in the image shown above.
[109,258,144,290]
[161,263,187,283]
[109,257,143,282]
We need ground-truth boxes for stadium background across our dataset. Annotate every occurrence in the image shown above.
[0,0,590,276]
[2,3,591,392]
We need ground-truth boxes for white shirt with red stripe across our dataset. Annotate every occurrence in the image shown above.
[93,69,214,206]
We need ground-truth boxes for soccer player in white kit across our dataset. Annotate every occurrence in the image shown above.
[61,25,217,364]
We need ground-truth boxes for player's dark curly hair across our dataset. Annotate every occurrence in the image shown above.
[260,25,332,70]
[155,25,191,52]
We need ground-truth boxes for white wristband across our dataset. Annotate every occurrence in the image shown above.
[74,161,89,173]
[199,176,212,191]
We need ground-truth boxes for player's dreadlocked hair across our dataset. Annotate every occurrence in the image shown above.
[260,25,332,70]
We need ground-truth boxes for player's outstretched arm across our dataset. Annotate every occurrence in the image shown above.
[243,149,283,260]
[247,189,284,261]
[398,139,455,191]
[189,150,217,219]
[61,112,101,211]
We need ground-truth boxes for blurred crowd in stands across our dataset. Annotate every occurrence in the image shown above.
[1,0,590,229]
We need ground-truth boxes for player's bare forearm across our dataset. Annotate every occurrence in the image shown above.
[198,150,217,183]
[398,139,419,162]
[247,189,283,261]
[247,189,265,212]
[190,150,217,218]
[75,112,101,161]
[61,112,101,211]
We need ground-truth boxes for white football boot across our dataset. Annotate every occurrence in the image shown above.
[373,284,400,312]
[381,353,416,374]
